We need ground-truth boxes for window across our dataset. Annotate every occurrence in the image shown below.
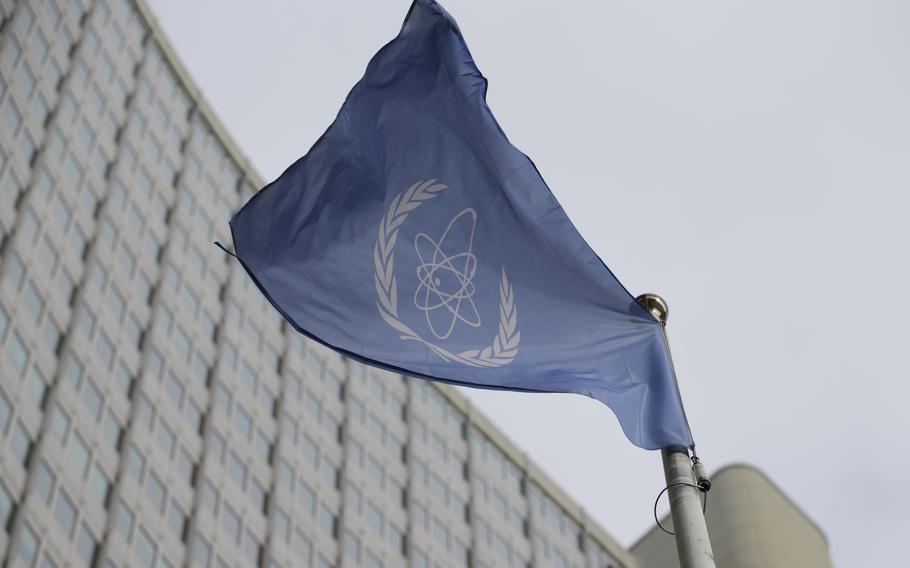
[411,547,428,568]
[51,404,70,441]
[135,526,157,568]
[126,315,142,348]
[107,286,125,321]
[192,534,212,567]
[173,326,191,361]
[16,63,35,97]
[390,478,405,508]
[432,433,448,462]
[239,361,256,393]
[234,405,252,440]
[293,529,311,559]
[32,27,50,61]
[83,379,103,420]
[431,474,447,505]
[78,308,96,338]
[273,508,290,543]
[367,457,384,488]
[118,243,135,275]
[185,401,202,434]
[0,391,9,436]
[16,523,39,566]
[368,414,385,444]
[277,459,293,492]
[254,430,271,463]
[221,503,240,540]
[168,501,187,539]
[136,394,154,431]
[411,416,427,443]
[77,524,98,566]
[6,331,29,377]
[258,387,275,417]
[452,494,467,523]
[244,530,261,566]
[388,435,404,463]
[297,479,315,514]
[16,128,35,163]
[10,420,31,464]
[200,480,218,514]
[346,437,362,467]
[89,463,110,508]
[410,458,427,485]
[432,517,449,548]
[157,421,175,457]
[367,501,383,534]
[349,396,364,423]
[181,286,199,316]
[281,413,297,442]
[208,430,225,463]
[343,531,360,562]
[70,224,87,259]
[228,451,246,487]
[53,490,77,537]
[412,501,428,531]
[146,471,166,513]
[5,253,25,292]
[250,479,267,513]
[286,372,301,399]
[103,410,122,448]
[23,281,44,323]
[345,482,361,513]
[1,98,21,140]
[388,524,404,555]
[34,461,56,505]
[192,355,209,386]
[67,432,90,479]
[96,330,115,368]
[42,316,61,353]
[56,269,75,305]
[0,483,14,532]
[318,503,335,535]
[324,413,340,441]
[127,445,145,480]
[322,459,338,489]
[213,383,231,413]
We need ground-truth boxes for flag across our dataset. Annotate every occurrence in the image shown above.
[228,0,692,450]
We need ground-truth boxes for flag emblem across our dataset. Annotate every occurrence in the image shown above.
[374,180,520,367]
[414,206,481,340]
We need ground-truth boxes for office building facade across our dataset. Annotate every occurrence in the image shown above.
[0,1,635,567]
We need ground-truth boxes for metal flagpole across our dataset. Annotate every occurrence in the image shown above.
[636,294,716,568]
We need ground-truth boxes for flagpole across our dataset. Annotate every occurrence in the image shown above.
[636,294,716,568]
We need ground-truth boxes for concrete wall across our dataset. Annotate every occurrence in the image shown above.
[633,464,831,568]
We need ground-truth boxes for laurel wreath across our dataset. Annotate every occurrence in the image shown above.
[374,180,520,367]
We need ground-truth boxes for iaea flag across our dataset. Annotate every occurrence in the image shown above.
[229,0,693,450]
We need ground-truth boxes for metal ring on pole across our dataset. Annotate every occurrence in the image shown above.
[653,481,709,536]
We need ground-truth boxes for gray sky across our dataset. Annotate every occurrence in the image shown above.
[147,1,910,565]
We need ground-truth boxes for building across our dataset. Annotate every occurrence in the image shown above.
[0,1,636,567]
[632,464,833,568]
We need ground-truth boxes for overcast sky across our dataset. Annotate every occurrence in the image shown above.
[147,1,910,565]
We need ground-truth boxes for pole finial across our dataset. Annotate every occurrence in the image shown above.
[636,293,669,326]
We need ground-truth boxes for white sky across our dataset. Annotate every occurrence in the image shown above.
[147,1,910,565]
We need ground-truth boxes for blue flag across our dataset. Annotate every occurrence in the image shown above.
[229,0,692,450]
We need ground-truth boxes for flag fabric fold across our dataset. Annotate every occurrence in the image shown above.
[229,0,693,450]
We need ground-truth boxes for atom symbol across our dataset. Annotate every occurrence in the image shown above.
[413,208,482,340]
